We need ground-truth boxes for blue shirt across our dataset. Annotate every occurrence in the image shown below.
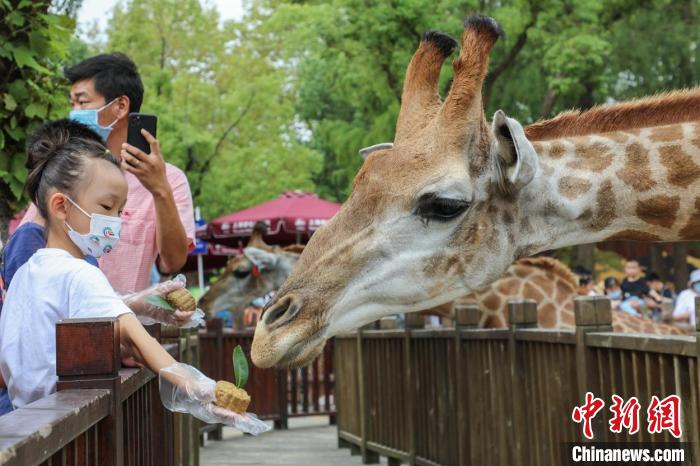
[0,223,98,313]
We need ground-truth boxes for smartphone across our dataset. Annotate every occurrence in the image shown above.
[127,113,158,154]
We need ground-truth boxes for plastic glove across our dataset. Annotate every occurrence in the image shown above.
[122,275,205,329]
[159,363,270,435]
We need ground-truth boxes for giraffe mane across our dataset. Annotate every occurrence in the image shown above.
[524,86,700,141]
[514,256,579,288]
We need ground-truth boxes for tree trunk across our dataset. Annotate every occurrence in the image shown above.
[650,243,665,280]
[672,243,689,293]
[576,244,596,276]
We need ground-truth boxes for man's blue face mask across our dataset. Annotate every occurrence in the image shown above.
[68,98,119,142]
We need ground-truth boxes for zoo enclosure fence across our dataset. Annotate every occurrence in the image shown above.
[198,318,336,441]
[335,296,700,466]
[0,320,200,466]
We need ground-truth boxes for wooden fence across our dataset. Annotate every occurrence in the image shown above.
[0,319,199,466]
[198,319,335,439]
[335,296,699,466]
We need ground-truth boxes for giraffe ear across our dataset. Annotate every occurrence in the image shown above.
[358,142,393,160]
[244,247,278,271]
[491,110,538,194]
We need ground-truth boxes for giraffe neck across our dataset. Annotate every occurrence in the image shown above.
[517,121,700,256]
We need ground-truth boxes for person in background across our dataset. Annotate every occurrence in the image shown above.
[645,272,674,320]
[619,259,661,317]
[672,269,700,327]
[573,266,597,296]
[20,53,194,294]
[603,277,623,311]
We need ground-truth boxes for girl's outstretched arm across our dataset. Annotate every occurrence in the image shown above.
[117,313,176,373]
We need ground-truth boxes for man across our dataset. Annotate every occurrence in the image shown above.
[21,53,194,293]
[672,269,700,327]
[645,272,674,320]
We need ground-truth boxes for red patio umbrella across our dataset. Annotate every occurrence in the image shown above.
[206,191,341,246]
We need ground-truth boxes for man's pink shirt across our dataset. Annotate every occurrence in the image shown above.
[21,164,195,294]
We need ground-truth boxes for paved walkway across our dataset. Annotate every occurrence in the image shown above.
[200,416,387,466]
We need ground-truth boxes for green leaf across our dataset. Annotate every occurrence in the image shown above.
[145,295,176,312]
[7,177,23,201]
[24,102,47,118]
[11,46,49,73]
[3,94,17,111]
[233,345,249,389]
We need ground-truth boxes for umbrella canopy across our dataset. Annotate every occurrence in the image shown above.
[206,192,341,246]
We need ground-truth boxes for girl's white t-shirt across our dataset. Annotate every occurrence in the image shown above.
[0,248,132,408]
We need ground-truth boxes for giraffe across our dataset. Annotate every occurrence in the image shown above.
[198,221,305,317]
[251,16,700,368]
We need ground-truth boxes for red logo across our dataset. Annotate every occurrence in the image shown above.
[572,393,682,439]
[572,392,605,440]
[647,395,681,438]
[609,395,640,435]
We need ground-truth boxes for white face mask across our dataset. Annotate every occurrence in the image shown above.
[65,196,122,258]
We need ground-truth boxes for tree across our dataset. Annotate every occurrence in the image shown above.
[102,0,322,220]
[243,0,698,201]
[0,0,76,240]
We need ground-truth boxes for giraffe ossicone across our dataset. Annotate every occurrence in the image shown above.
[251,15,700,369]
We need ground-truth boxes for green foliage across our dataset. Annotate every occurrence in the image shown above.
[100,0,322,220]
[242,0,699,200]
[232,344,248,389]
[0,1,76,238]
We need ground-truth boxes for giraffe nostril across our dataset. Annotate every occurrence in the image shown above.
[262,295,301,329]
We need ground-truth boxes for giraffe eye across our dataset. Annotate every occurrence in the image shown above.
[415,194,470,221]
[233,266,251,278]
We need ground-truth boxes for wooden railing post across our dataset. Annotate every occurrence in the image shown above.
[358,323,379,464]
[402,313,424,466]
[205,319,224,440]
[454,303,479,466]
[144,324,175,466]
[56,317,123,466]
[574,296,612,441]
[507,299,538,466]
[276,366,289,430]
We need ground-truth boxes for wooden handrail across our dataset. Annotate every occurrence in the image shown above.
[0,319,189,466]
[0,389,110,465]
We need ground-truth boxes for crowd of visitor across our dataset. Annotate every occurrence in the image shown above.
[575,258,698,327]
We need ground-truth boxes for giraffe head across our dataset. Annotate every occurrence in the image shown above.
[252,16,540,368]
[198,247,300,317]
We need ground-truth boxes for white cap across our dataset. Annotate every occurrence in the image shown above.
[689,269,700,285]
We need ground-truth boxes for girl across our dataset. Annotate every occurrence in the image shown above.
[0,122,266,433]
[0,120,199,416]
